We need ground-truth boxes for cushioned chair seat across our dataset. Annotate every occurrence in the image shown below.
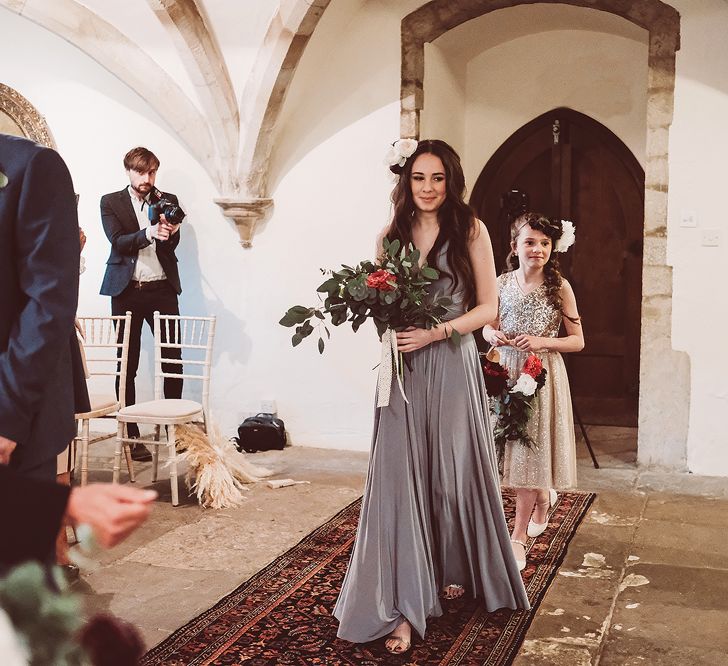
[75,393,118,418]
[118,399,202,419]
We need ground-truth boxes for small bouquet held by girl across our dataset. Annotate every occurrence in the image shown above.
[280,238,458,406]
[482,350,548,465]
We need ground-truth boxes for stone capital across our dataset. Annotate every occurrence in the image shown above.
[213,197,274,248]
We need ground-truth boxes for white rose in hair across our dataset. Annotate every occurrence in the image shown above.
[384,138,419,168]
[554,220,575,253]
[395,138,418,158]
[384,145,401,167]
[511,373,537,396]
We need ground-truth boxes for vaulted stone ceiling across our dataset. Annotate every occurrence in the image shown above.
[0,0,330,243]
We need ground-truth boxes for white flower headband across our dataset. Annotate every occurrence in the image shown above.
[554,220,575,253]
[384,138,418,173]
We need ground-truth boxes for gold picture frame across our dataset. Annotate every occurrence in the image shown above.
[0,83,56,149]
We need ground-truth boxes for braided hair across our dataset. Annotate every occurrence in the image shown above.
[505,212,579,323]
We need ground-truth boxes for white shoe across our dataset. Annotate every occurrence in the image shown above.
[526,489,558,538]
[511,539,527,571]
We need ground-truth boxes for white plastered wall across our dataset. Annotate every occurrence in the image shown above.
[460,28,649,181]
[667,0,728,475]
[420,43,467,153]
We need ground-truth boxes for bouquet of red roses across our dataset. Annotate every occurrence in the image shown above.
[280,238,459,406]
[280,238,458,351]
[484,351,548,463]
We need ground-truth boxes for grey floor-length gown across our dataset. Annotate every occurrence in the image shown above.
[333,246,530,643]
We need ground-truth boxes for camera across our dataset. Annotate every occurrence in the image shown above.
[148,187,186,226]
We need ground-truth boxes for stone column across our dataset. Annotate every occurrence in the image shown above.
[637,29,689,471]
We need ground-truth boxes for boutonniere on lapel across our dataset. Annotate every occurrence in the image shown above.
[0,170,7,188]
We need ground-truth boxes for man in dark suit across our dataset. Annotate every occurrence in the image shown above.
[0,134,156,571]
[100,147,183,459]
[0,133,86,481]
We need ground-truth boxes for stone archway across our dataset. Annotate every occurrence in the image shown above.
[400,0,688,470]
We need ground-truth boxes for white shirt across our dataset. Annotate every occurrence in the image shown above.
[128,186,166,282]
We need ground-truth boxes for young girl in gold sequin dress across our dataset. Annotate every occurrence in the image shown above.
[482,213,584,571]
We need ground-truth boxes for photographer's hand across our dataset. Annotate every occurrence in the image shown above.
[150,224,170,241]
[159,214,180,236]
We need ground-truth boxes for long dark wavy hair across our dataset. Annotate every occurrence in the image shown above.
[385,139,477,307]
[505,212,579,323]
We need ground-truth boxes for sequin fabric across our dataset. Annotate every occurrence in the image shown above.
[497,272,577,489]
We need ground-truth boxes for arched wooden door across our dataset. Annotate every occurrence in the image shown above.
[470,108,644,426]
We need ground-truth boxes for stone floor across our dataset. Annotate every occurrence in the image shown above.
[74,426,728,664]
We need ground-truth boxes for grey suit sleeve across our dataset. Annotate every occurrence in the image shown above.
[0,148,80,444]
[100,194,151,255]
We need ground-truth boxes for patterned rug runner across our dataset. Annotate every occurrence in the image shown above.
[142,490,594,665]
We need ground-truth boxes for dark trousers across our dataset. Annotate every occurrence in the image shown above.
[9,455,57,481]
[112,279,182,438]
[5,456,60,569]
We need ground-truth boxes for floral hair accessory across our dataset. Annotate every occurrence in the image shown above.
[384,138,418,173]
[554,220,575,253]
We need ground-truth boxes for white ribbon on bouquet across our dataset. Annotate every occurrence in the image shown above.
[376,328,409,408]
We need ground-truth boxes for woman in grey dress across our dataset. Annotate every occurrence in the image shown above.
[333,140,529,655]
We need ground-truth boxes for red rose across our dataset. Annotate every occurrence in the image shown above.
[523,355,543,378]
[366,269,397,292]
[481,358,509,396]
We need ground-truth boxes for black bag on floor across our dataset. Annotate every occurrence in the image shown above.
[235,413,286,453]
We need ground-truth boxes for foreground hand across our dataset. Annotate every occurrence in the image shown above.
[396,326,436,353]
[0,436,16,465]
[512,334,541,352]
[66,484,157,548]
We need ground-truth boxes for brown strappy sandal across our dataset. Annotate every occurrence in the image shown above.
[385,635,412,655]
[442,583,465,600]
[385,620,412,655]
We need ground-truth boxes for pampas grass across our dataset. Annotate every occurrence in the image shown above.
[174,423,273,509]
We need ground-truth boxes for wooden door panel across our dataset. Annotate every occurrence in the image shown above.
[471,108,644,425]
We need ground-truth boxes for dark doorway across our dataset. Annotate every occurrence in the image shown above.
[470,108,644,426]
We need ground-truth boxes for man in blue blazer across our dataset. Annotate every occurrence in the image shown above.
[0,133,87,481]
[99,147,183,458]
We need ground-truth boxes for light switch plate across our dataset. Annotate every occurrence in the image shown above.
[701,229,721,247]
[261,399,277,414]
[680,210,698,228]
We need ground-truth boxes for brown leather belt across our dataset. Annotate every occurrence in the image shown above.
[128,279,168,290]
